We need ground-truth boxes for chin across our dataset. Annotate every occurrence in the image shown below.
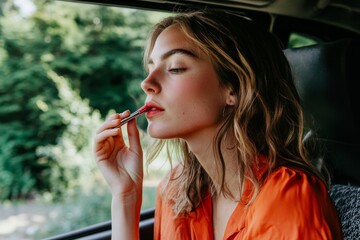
[147,125,180,139]
[147,131,174,140]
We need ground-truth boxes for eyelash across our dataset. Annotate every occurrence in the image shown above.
[169,68,186,74]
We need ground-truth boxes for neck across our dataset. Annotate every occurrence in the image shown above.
[184,129,240,197]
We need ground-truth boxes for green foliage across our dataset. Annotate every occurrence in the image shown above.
[288,33,319,48]
[30,2,152,116]
[0,0,159,201]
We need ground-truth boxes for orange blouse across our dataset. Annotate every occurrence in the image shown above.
[154,166,343,239]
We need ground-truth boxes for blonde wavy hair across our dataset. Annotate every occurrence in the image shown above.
[144,10,327,215]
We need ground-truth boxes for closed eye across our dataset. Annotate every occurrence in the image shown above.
[169,68,186,74]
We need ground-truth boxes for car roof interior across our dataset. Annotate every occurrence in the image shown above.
[66,0,360,36]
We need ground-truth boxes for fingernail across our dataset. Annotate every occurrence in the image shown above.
[120,110,130,116]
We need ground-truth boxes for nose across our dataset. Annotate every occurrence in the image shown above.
[141,70,161,95]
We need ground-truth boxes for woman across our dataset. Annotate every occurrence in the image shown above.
[94,10,343,239]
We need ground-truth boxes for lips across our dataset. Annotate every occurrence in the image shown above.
[145,101,164,118]
[145,101,164,110]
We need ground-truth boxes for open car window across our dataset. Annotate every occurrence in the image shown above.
[0,1,170,238]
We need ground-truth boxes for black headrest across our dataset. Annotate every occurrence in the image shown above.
[284,39,360,186]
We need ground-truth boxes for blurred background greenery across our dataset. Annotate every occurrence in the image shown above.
[0,0,169,239]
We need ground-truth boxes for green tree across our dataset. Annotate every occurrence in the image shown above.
[32,1,151,115]
[0,0,155,200]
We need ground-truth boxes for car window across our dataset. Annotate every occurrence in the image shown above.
[0,0,170,239]
[288,32,320,48]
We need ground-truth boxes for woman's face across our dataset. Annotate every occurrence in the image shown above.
[141,24,230,141]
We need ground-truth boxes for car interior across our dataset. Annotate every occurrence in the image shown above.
[48,0,359,239]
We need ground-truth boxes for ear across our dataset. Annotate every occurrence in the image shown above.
[225,89,236,106]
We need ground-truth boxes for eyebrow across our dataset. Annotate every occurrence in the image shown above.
[147,48,198,65]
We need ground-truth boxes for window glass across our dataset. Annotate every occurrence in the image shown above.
[0,0,170,238]
[288,32,320,48]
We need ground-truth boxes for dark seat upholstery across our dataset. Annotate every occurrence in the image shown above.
[329,184,360,240]
[284,39,360,185]
[284,39,360,240]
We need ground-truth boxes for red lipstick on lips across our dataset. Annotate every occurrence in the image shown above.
[145,102,164,118]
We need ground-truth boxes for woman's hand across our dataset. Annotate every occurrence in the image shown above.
[94,111,143,239]
[94,110,143,199]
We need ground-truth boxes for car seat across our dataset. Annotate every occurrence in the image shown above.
[284,39,360,240]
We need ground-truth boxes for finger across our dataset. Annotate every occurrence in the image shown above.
[127,119,142,155]
[96,115,120,134]
[96,135,114,154]
[95,137,115,161]
[96,148,111,163]
[108,113,120,121]
[96,111,130,134]
[96,147,108,160]
[95,128,122,149]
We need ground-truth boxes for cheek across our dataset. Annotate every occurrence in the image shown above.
[172,84,205,115]
[164,80,200,109]
[177,89,224,125]
[173,76,224,114]
[173,77,209,102]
